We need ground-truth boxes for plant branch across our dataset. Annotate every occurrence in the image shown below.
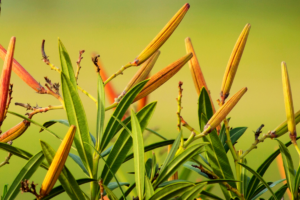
[3,84,13,121]
[192,164,245,200]
[15,103,63,119]
[0,141,13,167]
[20,179,40,199]
[75,50,85,84]
[104,63,133,85]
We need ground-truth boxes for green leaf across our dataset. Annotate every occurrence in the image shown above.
[224,127,247,153]
[39,119,96,146]
[201,114,236,198]
[145,128,168,140]
[61,72,93,174]
[103,184,118,200]
[130,110,145,199]
[149,182,194,200]
[151,153,157,181]
[100,80,148,152]
[119,183,136,200]
[4,151,44,200]
[41,178,95,200]
[0,142,48,170]
[103,182,130,196]
[294,165,300,199]
[101,102,156,185]
[179,167,192,180]
[145,175,154,200]
[153,143,206,188]
[246,137,300,199]
[58,38,77,88]
[198,88,236,198]
[183,161,209,178]
[200,190,223,200]
[124,139,187,163]
[251,179,285,200]
[145,158,153,179]
[268,184,288,200]
[180,183,206,200]
[96,74,105,150]
[275,139,295,195]
[1,184,8,199]
[238,163,278,200]
[40,140,86,200]
[69,153,89,176]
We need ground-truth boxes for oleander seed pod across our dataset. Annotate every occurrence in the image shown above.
[132,3,190,66]
[134,52,193,102]
[281,62,297,142]
[205,87,247,133]
[220,24,251,103]
[0,120,30,143]
[39,125,76,198]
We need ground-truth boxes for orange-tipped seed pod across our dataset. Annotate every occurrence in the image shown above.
[125,51,160,92]
[205,87,247,133]
[0,37,16,125]
[132,3,190,66]
[0,120,30,143]
[0,44,47,94]
[134,53,193,102]
[39,125,76,198]
[220,24,251,103]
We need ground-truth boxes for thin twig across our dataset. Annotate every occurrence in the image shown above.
[15,102,63,119]
[20,179,40,199]
[0,141,13,167]
[41,40,61,72]
[104,63,134,85]
[192,164,245,200]
[99,180,104,200]
[75,50,85,84]
[3,84,13,120]
[177,81,183,131]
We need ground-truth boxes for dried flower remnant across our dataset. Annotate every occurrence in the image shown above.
[0,37,15,126]
[205,87,247,133]
[220,24,251,103]
[132,3,190,66]
[39,125,76,198]
[0,44,47,94]
[134,53,193,102]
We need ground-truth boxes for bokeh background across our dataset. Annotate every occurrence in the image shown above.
[0,0,300,199]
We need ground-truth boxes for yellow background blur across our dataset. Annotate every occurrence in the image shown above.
[0,0,300,199]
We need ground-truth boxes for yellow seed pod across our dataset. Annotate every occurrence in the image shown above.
[206,87,247,132]
[271,110,300,138]
[39,125,76,198]
[125,50,160,92]
[0,120,30,143]
[281,62,296,141]
[132,3,190,66]
[220,24,251,103]
[134,53,193,102]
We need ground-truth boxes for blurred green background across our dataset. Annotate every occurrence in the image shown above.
[0,0,300,199]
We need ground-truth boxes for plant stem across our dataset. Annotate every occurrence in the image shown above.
[104,63,133,85]
[240,133,270,159]
[78,86,97,104]
[105,102,118,111]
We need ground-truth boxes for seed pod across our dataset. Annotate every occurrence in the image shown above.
[205,87,247,132]
[137,96,148,112]
[39,125,76,198]
[134,53,193,102]
[271,110,300,138]
[220,24,251,103]
[0,44,47,94]
[0,120,30,143]
[125,51,160,92]
[281,62,296,142]
[132,3,190,66]
[0,37,16,125]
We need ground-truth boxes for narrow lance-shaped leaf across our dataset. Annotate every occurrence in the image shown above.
[61,72,93,173]
[130,110,145,199]
[0,37,15,125]
[3,151,44,200]
[39,125,76,198]
[220,24,251,103]
[134,53,192,102]
[132,3,190,66]
[96,74,105,150]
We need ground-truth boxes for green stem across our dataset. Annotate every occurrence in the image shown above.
[240,133,270,159]
[104,63,133,85]
[105,102,118,111]
[91,153,100,200]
